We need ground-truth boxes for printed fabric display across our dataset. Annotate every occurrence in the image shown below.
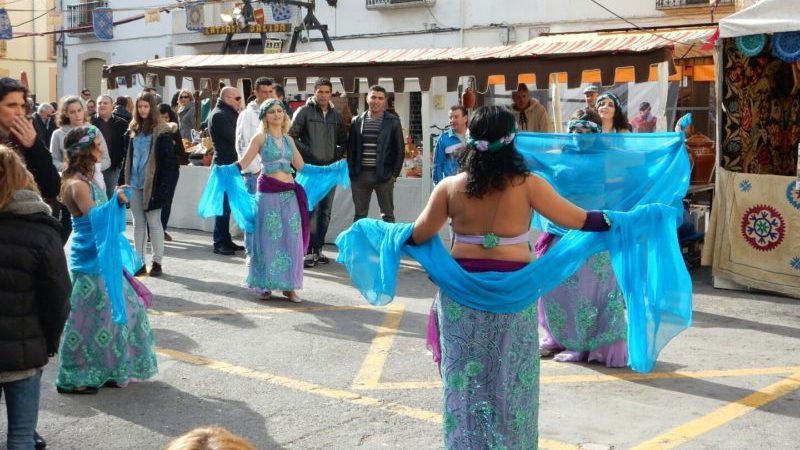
[337,132,694,374]
[702,167,800,298]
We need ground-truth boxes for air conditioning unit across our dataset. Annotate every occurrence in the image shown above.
[366,0,436,10]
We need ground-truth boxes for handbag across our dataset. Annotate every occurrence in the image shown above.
[123,269,152,309]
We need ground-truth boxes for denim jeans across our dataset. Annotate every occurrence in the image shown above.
[1,369,42,450]
[309,189,335,253]
[213,194,232,247]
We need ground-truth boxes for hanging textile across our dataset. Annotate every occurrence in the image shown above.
[271,4,293,22]
[185,2,205,32]
[336,132,693,373]
[295,160,350,211]
[772,31,800,63]
[0,9,12,40]
[92,7,114,41]
[144,9,161,24]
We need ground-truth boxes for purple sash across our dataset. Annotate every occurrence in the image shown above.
[427,257,529,370]
[258,175,311,253]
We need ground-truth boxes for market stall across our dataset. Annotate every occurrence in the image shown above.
[702,0,800,298]
[105,27,716,241]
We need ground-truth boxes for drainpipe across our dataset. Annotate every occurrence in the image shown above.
[459,0,465,47]
[31,3,37,100]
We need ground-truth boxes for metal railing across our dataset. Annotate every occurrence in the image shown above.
[366,0,435,9]
[65,0,108,33]
[656,0,732,9]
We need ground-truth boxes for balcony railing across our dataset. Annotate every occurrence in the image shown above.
[366,0,435,9]
[656,0,732,9]
[65,1,108,34]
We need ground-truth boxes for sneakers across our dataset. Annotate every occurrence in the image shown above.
[317,251,330,264]
[303,252,318,268]
[149,262,163,277]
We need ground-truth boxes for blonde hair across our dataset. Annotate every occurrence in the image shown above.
[0,146,38,210]
[163,427,257,450]
[259,102,290,135]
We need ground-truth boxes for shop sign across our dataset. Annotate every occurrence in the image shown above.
[203,23,291,35]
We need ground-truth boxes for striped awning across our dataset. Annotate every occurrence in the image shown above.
[104,26,717,92]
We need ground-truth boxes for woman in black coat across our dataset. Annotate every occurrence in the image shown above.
[157,103,186,241]
[0,146,71,450]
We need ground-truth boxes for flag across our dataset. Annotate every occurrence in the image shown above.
[185,2,205,32]
[144,9,161,24]
[92,7,114,40]
[253,7,264,25]
[271,4,293,22]
[0,9,12,40]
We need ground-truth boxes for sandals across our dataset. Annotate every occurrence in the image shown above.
[56,385,99,395]
[283,291,302,303]
[260,290,272,300]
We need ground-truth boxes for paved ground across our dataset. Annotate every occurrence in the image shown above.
[13,229,800,449]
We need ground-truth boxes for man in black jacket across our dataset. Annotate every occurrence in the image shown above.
[208,86,244,255]
[0,78,61,222]
[348,85,404,223]
[32,103,55,149]
[289,78,348,268]
[92,95,130,199]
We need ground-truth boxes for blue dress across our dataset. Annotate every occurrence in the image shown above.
[56,182,158,389]
[246,135,304,292]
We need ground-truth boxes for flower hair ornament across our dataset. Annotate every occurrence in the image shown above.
[467,130,516,153]
[567,119,600,133]
[258,98,284,120]
[66,125,99,157]
[596,92,621,110]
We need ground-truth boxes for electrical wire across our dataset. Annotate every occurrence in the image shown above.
[12,6,54,27]
[588,0,693,46]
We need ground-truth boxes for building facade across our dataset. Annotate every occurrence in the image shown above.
[1,0,58,103]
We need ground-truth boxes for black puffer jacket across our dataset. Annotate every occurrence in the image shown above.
[0,191,71,372]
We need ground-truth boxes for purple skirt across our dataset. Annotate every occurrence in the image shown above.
[535,232,628,368]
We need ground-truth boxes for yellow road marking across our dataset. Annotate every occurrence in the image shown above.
[631,370,800,449]
[352,303,405,388]
[156,346,578,450]
[354,366,800,390]
[149,305,375,317]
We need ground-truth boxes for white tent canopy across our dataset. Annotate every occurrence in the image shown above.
[719,0,800,38]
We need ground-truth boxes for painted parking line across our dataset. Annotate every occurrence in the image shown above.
[156,346,578,450]
[631,370,800,449]
[149,304,375,317]
[352,303,405,388]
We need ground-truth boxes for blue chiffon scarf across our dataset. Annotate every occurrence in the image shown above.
[335,132,693,373]
[70,188,144,324]
[198,161,350,231]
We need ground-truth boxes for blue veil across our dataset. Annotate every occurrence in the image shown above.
[336,132,693,373]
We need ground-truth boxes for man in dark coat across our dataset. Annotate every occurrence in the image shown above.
[92,95,130,199]
[207,86,244,255]
[32,103,56,150]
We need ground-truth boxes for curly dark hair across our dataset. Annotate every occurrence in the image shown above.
[459,106,529,198]
[60,126,98,199]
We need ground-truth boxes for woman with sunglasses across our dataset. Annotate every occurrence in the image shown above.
[596,92,632,133]
[176,89,196,141]
[535,108,629,368]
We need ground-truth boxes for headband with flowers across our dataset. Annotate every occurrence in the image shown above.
[258,98,284,121]
[567,119,600,133]
[467,130,516,153]
[596,92,621,110]
[66,125,99,157]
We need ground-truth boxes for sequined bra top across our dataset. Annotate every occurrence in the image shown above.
[260,134,293,174]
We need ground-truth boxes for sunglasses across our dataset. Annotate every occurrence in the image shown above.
[234,96,242,101]
[179,95,191,99]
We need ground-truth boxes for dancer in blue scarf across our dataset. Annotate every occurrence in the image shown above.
[337,106,692,449]
[56,126,157,394]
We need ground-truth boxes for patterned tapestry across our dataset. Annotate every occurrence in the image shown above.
[721,38,800,175]
[702,168,800,298]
